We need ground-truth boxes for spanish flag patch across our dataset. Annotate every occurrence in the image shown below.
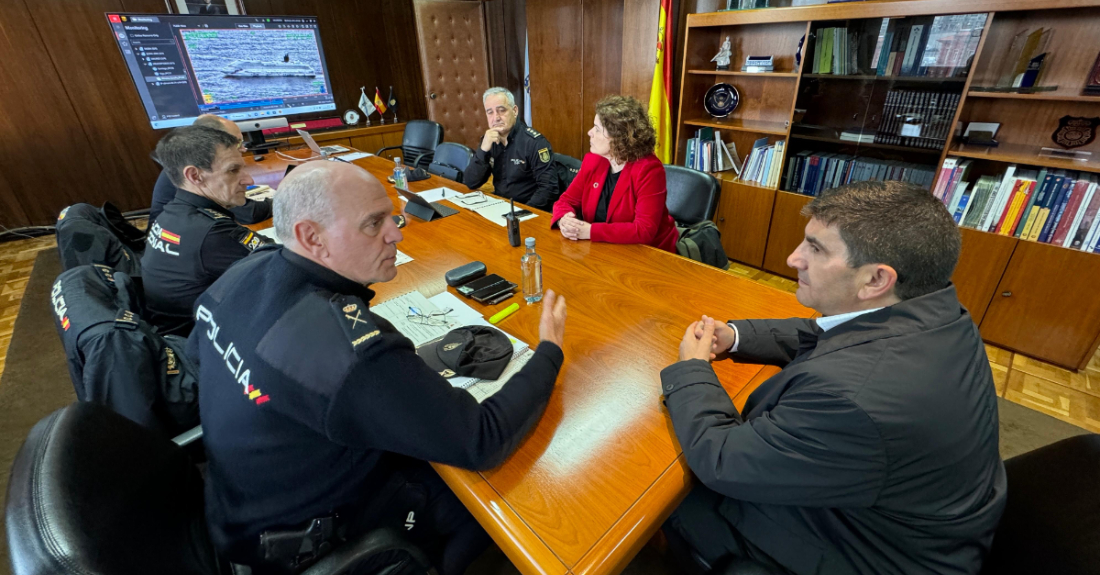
[160,229,181,245]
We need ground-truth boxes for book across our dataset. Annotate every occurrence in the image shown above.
[1018,172,1052,239]
[1060,179,1096,247]
[1038,176,1074,242]
[981,165,1017,232]
[870,18,890,70]
[1052,179,1091,245]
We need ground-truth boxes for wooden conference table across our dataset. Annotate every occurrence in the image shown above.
[244,152,813,575]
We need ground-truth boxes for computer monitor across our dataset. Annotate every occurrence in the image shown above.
[105,13,337,129]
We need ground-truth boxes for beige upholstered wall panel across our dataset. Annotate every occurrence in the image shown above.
[414,0,492,150]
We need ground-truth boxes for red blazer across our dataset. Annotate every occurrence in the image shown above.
[551,153,679,253]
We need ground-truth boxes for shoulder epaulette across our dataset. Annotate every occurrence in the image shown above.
[526,127,543,139]
[329,294,382,351]
[197,208,230,220]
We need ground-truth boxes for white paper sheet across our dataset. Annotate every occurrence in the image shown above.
[245,185,275,201]
[255,227,280,243]
[394,250,413,266]
[334,151,373,162]
[372,291,458,347]
[415,187,466,203]
[472,201,539,227]
[466,349,534,403]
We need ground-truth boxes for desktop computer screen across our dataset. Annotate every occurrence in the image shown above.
[106,13,337,129]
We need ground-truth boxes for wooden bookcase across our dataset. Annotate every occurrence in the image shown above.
[677,0,1100,370]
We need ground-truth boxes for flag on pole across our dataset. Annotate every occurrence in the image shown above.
[387,86,398,121]
[523,30,532,126]
[648,0,674,163]
[374,87,388,115]
[358,87,376,118]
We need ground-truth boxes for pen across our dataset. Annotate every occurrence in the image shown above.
[489,303,520,324]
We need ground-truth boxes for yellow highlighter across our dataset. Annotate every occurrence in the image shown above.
[489,303,520,325]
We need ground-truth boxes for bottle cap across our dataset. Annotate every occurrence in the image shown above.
[525,237,535,248]
[394,157,402,165]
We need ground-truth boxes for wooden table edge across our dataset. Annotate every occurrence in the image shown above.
[569,454,694,575]
[433,464,569,575]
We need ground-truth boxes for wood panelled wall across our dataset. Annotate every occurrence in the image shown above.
[527,0,661,159]
[0,0,425,229]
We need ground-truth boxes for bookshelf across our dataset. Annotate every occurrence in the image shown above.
[677,0,1100,371]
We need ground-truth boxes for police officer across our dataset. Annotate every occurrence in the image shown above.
[463,87,559,211]
[149,114,272,225]
[142,125,270,336]
[189,161,568,575]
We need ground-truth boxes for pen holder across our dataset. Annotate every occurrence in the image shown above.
[506,214,521,247]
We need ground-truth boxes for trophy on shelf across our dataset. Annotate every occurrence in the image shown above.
[712,37,732,71]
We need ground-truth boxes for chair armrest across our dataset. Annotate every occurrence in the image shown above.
[376,145,401,157]
[172,425,203,447]
[300,527,435,575]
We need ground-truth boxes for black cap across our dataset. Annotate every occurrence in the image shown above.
[417,326,513,380]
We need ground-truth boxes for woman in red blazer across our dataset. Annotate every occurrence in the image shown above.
[551,96,679,253]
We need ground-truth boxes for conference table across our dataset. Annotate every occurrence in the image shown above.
[244,150,813,575]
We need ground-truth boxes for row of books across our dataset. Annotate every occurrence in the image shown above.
[739,139,785,188]
[937,159,1100,251]
[783,150,935,196]
[684,128,741,174]
[811,27,859,75]
[874,90,959,148]
[870,14,986,78]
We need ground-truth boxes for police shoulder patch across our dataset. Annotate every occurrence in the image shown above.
[238,230,264,252]
[330,294,382,350]
[538,147,550,164]
[198,208,230,220]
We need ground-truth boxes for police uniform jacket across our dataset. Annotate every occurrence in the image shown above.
[141,190,268,337]
[151,170,273,225]
[462,120,558,211]
[661,285,1006,575]
[188,246,564,560]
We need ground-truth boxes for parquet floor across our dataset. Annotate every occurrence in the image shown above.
[2,236,1099,433]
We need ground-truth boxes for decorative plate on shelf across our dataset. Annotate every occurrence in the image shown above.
[704,83,740,118]
[343,109,361,125]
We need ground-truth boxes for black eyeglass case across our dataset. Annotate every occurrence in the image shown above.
[445,261,487,287]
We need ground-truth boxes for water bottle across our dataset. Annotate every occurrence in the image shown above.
[521,237,543,304]
[393,157,409,190]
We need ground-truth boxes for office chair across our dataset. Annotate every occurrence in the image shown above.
[377,120,444,171]
[980,433,1100,575]
[427,142,474,182]
[551,153,581,193]
[5,403,436,575]
[55,202,145,277]
[50,264,199,438]
[665,165,721,226]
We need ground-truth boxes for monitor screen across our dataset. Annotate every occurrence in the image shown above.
[106,13,337,129]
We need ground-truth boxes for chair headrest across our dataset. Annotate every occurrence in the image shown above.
[5,403,218,575]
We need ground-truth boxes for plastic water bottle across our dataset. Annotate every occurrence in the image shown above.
[521,237,543,304]
[393,157,409,190]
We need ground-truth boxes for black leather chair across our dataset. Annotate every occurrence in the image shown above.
[377,120,444,171]
[553,153,582,194]
[980,434,1100,575]
[5,403,436,575]
[665,165,721,226]
[427,142,474,183]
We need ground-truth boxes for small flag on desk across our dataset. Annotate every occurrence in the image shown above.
[358,87,376,118]
[387,86,398,121]
[374,87,388,115]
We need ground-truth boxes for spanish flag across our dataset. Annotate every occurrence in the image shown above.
[648,0,674,163]
[160,229,181,245]
[374,87,388,115]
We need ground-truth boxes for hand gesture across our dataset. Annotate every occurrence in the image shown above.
[679,317,716,362]
[693,315,735,359]
[481,129,504,152]
[538,290,567,347]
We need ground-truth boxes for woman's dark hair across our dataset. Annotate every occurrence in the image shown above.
[595,95,657,163]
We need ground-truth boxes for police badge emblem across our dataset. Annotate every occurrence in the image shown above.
[538,147,550,163]
[1052,115,1100,149]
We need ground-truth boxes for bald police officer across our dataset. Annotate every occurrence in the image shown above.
[149,114,272,225]
[189,161,568,574]
[463,87,559,211]
[142,126,270,336]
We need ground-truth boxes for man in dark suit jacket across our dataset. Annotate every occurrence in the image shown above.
[149,114,272,225]
[662,181,1006,575]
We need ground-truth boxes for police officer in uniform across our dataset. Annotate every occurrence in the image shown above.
[143,125,269,337]
[149,114,272,225]
[463,87,559,211]
[189,161,568,575]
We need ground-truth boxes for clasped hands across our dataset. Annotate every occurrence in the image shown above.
[678,315,737,362]
[557,212,592,241]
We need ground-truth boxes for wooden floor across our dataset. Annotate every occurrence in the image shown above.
[2,236,1099,433]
